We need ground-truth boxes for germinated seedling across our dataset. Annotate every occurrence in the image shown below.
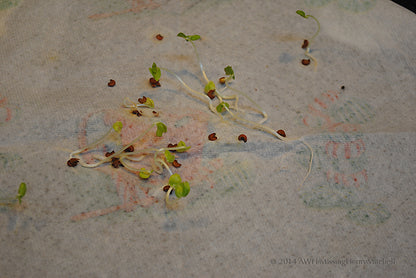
[164,173,190,210]
[296,10,321,68]
[149,62,162,87]
[0,182,27,207]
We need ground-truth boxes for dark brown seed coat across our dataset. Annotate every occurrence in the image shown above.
[149,77,161,87]
[67,158,79,167]
[301,59,311,66]
[172,160,181,168]
[206,90,216,100]
[138,96,147,104]
[108,79,116,87]
[277,129,286,137]
[238,134,247,143]
[208,133,218,141]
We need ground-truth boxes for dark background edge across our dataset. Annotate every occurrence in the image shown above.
[391,0,416,13]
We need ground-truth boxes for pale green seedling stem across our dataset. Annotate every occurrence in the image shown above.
[189,40,210,84]
[299,140,314,191]
[69,128,118,159]
[221,104,286,140]
[221,82,268,124]
[153,158,173,175]
[165,186,175,208]
[118,157,144,173]
[160,66,217,114]
[164,186,185,210]
[296,10,320,42]
[307,14,320,41]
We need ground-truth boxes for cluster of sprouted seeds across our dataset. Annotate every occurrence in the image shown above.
[68,22,316,216]
[67,98,191,210]
[149,32,314,188]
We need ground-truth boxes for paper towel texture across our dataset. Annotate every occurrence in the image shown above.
[0,0,415,277]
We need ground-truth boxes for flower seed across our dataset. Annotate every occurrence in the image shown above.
[67,158,79,167]
[108,79,116,87]
[301,59,311,66]
[149,77,161,88]
[208,133,218,141]
[276,129,286,137]
[172,160,181,168]
[238,134,247,143]
[138,96,147,104]
[206,90,216,100]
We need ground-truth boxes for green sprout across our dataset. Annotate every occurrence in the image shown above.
[168,173,190,198]
[143,97,155,108]
[0,182,27,207]
[296,10,321,41]
[149,62,161,81]
[175,141,190,153]
[164,150,175,163]
[177,32,201,42]
[224,66,235,80]
[219,66,235,84]
[112,121,123,133]
[174,181,190,198]
[296,10,307,18]
[216,102,230,113]
[155,122,167,137]
[16,182,26,204]
[204,80,216,94]
[168,173,182,185]
[139,168,153,179]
